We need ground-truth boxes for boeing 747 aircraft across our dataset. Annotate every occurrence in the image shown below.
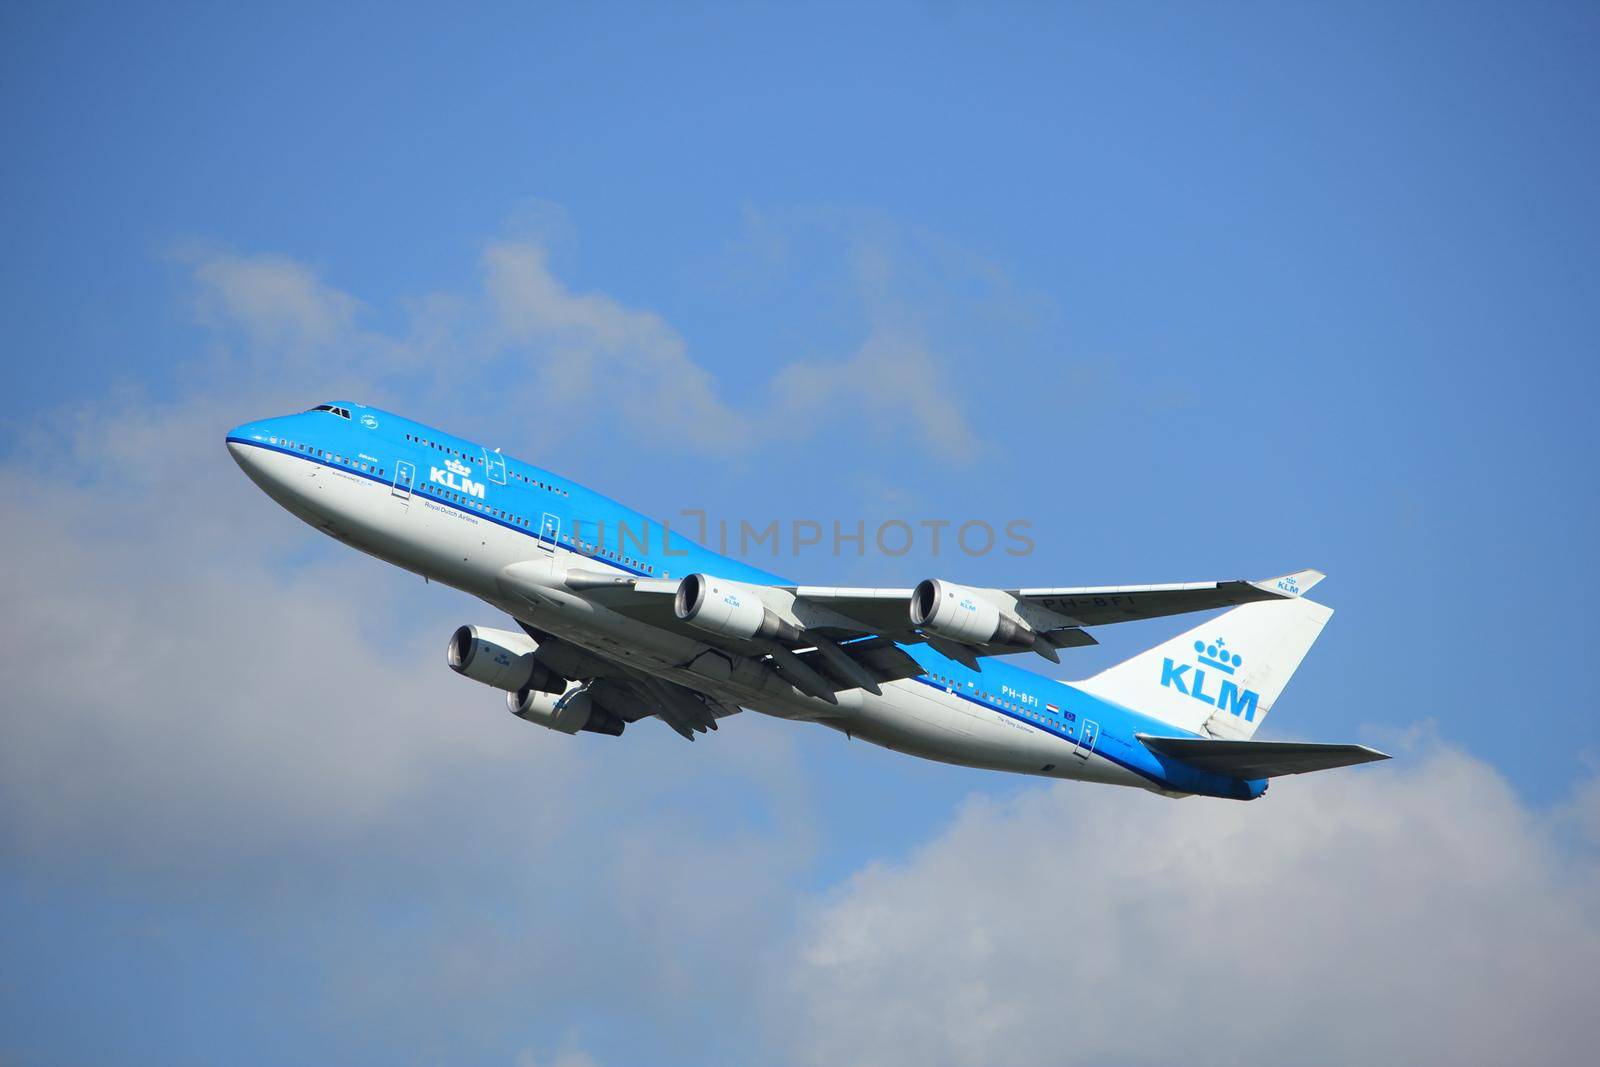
[227,401,1387,800]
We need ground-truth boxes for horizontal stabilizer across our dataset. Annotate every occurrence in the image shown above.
[1137,734,1390,779]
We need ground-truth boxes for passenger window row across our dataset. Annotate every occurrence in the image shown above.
[405,432,481,463]
[566,534,654,574]
[510,469,569,497]
[925,673,1072,732]
[414,478,539,530]
[276,437,384,479]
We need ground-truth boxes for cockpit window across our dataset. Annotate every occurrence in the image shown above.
[308,404,352,419]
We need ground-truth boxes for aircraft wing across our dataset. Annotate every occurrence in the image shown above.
[784,570,1324,666]
[1006,572,1319,625]
[546,573,927,696]
[504,561,1322,700]
[792,571,1318,633]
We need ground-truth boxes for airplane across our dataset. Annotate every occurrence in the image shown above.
[226,401,1388,801]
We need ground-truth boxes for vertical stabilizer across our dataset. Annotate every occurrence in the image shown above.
[1074,592,1333,740]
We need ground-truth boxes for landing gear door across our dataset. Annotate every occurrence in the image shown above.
[483,448,507,485]
[392,460,416,501]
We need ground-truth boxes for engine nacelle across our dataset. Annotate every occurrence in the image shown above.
[909,579,1034,647]
[507,683,626,736]
[447,625,566,694]
[674,574,801,643]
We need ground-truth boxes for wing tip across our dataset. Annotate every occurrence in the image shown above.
[1255,568,1327,598]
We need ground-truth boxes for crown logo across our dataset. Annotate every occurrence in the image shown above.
[1194,638,1242,675]
[445,458,471,476]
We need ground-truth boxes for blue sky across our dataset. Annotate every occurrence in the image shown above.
[3,4,1598,1065]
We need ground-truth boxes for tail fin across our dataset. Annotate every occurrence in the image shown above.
[1074,570,1332,740]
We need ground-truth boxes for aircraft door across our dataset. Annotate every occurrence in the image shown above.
[483,448,507,485]
[392,460,416,501]
[539,512,560,552]
[1074,719,1100,759]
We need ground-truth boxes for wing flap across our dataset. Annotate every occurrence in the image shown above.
[794,636,925,691]
[1136,734,1390,779]
[787,586,917,636]
[516,625,740,741]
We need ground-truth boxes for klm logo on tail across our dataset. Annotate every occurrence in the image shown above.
[1160,638,1260,721]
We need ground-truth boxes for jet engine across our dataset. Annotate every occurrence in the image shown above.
[507,683,626,736]
[447,625,566,694]
[673,573,801,643]
[909,579,1034,647]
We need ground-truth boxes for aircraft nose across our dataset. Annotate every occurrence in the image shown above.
[225,421,279,478]
[226,423,260,462]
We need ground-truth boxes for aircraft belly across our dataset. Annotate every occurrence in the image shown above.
[841,681,1082,777]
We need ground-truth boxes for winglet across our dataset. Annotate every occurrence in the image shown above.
[1255,569,1325,598]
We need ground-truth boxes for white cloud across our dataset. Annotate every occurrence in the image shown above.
[190,250,361,349]
[783,744,1600,1067]
[770,326,985,462]
[175,229,990,461]
[517,1049,601,1067]
[483,241,753,453]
